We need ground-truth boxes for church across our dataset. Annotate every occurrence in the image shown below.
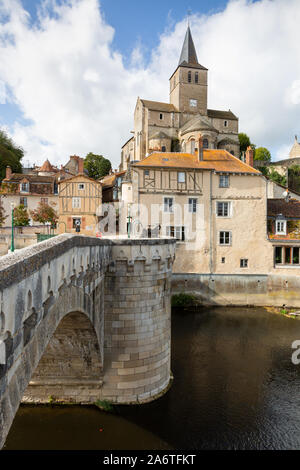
[120,26,240,170]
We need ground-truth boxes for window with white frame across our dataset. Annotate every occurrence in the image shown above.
[188,198,197,213]
[217,201,231,217]
[167,226,185,241]
[178,172,186,183]
[219,175,229,188]
[219,231,232,245]
[72,197,81,209]
[164,197,173,213]
[275,219,286,235]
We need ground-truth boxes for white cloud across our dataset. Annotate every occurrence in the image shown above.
[0,0,300,166]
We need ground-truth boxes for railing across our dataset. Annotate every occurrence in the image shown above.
[37,233,57,243]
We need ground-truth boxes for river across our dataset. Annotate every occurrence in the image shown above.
[3,307,300,450]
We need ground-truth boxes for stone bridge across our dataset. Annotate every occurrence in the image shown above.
[0,234,176,448]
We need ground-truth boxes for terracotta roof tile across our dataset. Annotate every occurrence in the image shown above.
[133,150,260,174]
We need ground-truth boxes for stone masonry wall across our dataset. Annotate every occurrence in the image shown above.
[102,242,175,404]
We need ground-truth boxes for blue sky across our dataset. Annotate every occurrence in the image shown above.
[0,0,299,166]
[21,0,229,58]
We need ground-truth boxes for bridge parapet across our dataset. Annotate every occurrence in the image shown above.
[0,235,175,448]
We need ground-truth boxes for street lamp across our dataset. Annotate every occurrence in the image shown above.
[11,202,15,252]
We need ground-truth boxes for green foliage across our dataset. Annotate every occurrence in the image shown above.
[31,201,58,226]
[254,147,271,162]
[288,165,300,193]
[171,293,197,308]
[84,153,112,180]
[13,204,30,227]
[95,400,114,412]
[261,166,287,186]
[238,133,251,153]
[0,130,24,181]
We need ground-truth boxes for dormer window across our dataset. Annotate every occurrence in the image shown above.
[276,217,287,235]
[20,182,29,193]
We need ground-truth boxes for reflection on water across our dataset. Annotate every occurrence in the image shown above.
[4,307,300,450]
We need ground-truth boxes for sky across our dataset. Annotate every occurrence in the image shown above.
[0,0,299,168]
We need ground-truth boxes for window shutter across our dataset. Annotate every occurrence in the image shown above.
[67,217,72,230]
[82,217,86,229]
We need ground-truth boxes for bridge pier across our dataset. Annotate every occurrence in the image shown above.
[0,235,175,448]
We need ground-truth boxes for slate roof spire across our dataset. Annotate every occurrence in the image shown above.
[178,25,199,66]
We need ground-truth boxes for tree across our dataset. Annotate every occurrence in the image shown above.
[0,197,7,227]
[13,204,30,227]
[254,147,271,162]
[84,153,112,180]
[238,133,251,153]
[31,201,58,228]
[261,166,287,187]
[0,130,24,181]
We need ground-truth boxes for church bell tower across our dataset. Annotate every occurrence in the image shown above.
[169,26,208,116]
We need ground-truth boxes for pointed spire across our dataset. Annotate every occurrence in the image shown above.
[178,26,199,66]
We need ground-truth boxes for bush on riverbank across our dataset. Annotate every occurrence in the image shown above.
[171,293,197,309]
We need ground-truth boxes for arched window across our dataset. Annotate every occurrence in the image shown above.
[195,72,199,84]
[188,71,192,83]
[190,139,196,154]
[182,141,186,152]
[203,139,209,149]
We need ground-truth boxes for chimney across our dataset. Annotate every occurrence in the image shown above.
[6,166,12,180]
[197,136,203,161]
[77,157,84,174]
[245,146,254,167]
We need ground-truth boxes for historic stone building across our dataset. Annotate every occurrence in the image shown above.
[121,26,240,171]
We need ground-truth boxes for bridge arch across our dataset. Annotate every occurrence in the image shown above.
[24,310,103,404]
[0,235,175,449]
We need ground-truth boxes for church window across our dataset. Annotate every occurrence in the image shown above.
[160,113,164,120]
[191,139,196,154]
[224,120,228,127]
[190,99,197,108]
[195,72,198,83]
[203,138,209,149]
[188,71,192,83]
